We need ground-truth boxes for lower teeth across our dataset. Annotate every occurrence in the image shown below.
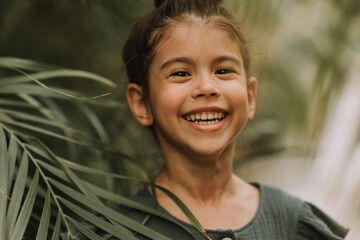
[194,119,219,125]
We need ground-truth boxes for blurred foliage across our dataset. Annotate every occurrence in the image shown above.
[0,57,200,238]
[1,0,359,239]
[0,0,162,186]
[227,0,360,161]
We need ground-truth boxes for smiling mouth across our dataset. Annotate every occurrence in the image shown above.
[183,112,226,125]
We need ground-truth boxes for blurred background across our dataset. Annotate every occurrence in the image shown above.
[1,0,359,238]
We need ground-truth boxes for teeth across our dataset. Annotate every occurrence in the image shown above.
[201,113,207,120]
[185,112,225,122]
[195,120,218,125]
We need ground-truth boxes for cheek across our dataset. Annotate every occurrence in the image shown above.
[149,85,185,119]
[227,87,250,115]
[226,82,248,101]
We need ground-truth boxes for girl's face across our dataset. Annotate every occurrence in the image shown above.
[129,21,257,160]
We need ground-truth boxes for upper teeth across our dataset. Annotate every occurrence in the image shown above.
[185,112,225,121]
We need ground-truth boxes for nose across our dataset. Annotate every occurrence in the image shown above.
[191,73,221,99]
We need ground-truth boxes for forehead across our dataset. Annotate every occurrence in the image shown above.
[151,20,242,63]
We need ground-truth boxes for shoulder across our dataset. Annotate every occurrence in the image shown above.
[256,183,349,240]
[296,202,349,240]
[257,183,304,219]
[252,183,303,238]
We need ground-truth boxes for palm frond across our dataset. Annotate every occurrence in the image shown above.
[0,57,201,240]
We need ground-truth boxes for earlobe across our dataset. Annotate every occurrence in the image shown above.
[247,77,257,120]
[126,83,154,126]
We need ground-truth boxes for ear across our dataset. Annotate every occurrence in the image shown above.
[127,83,154,126]
[247,77,257,120]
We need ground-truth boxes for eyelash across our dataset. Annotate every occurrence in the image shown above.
[170,68,235,77]
[170,71,190,77]
[216,68,235,75]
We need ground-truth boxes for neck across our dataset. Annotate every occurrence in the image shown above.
[155,142,236,205]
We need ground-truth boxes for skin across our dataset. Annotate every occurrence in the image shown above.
[127,19,259,230]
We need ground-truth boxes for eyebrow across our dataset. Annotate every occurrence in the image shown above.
[160,57,193,70]
[159,55,242,70]
[213,55,242,66]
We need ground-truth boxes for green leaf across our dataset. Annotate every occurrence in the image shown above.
[35,189,51,240]
[11,170,39,240]
[0,109,86,136]
[0,127,8,240]
[0,57,59,71]
[148,183,207,236]
[37,158,193,238]
[19,93,63,122]
[37,160,64,179]
[29,141,137,173]
[60,158,143,182]
[0,69,117,88]
[0,117,92,145]
[50,212,62,240]
[0,83,120,107]
[0,64,116,101]
[57,153,148,182]
[40,97,80,159]
[55,186,172,240]
[36,156,190,235]
[6,151,29,236]
[35,140,106,226]
[6,134,18,191]
[65,216,104,240]
[0,99,35,108]
[0,112,13,122]
[28,144,138,178]
[25,144,55,164]
[0,84,78,98]
[38,157,196,239]
[83,181,196,239]
[60,198,138,240]
[75,103,109,143]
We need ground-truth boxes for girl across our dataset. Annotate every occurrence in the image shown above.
[121,0,349,239]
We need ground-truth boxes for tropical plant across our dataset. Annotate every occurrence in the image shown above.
[0,57,213,240]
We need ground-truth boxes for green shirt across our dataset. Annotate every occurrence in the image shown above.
[64,183,349,240]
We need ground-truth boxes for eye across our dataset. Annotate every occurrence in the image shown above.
[170,71,190,77]
[216,68,235,75]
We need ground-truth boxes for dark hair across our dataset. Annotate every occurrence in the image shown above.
[122,0,250,97]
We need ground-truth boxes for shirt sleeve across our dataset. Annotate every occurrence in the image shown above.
[296,202,349,240]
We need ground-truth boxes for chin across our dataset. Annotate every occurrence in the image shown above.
[187,142,233,159]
